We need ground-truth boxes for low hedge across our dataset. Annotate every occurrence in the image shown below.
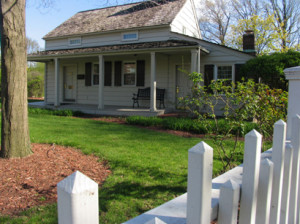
[28,107,84,117]
[126,116,258,136]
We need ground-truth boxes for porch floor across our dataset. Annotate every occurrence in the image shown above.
[28,101,166,117]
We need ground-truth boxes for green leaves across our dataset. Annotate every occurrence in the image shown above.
[178,72,287,171]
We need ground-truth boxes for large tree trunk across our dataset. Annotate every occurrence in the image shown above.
[0,0,32,158]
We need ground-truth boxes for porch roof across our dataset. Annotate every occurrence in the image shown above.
[28,40,208,61]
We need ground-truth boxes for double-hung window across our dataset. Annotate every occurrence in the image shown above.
[216,65,234,87]
[93,64,99,85]
[123,62,136,86]
[217,66,233,80]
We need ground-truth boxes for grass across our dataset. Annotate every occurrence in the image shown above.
[0,114,245,224]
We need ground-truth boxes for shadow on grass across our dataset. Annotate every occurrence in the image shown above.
[99,159,187,214]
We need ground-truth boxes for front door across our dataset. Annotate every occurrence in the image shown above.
[63,66,76,101]
[175,65,192,108]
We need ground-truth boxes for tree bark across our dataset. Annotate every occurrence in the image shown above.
[0,0,32,158]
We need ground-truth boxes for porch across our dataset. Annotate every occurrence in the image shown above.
[29,101,166,117]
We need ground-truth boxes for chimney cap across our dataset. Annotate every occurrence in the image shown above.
[244,30,254,35]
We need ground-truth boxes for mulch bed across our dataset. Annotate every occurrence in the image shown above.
[0,143,110,216]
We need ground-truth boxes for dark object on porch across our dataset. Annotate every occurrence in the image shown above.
[132,87,165,108]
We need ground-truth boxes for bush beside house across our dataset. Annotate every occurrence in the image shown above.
[240,50,300,90]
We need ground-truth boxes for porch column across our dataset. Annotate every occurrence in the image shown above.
[191,49,198,73]
[150,52,157,112]
[98,55,104,110]
[197,48,201,73]
[54,58,60,107]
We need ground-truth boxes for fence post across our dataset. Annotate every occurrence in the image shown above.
[239,130,262,224]
[270,120,286,224]
[289,115,300,224]
[57,171,99,224]
[218,179,240,224]
[255,159,274,224]
[284,66,300,139]
[280,143,294,224]
[187,141,213,224]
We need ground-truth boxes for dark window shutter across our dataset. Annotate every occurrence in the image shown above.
[235,64,244,83]
[204,64,214,86]
[136,60,145,87]
[114,61,122,86]
[85,62,92,86]
[104,61,112,86]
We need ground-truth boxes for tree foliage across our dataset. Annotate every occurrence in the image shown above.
[197,0,300,53]
[240,50,300,90]
[27,37,41,54]
[198,0,232,45]
[265,0,300,51]
[27,63,44,98]
[228,14,280,54]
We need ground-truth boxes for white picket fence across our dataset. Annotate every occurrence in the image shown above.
[186,117,300,224]
[56,66,300,224]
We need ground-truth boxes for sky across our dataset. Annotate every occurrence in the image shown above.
[25,0,141,48]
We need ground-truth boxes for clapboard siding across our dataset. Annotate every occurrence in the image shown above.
[46,63,55,103]
[170,0,200,38]
[45,27,171,50]
[44,54,191,108]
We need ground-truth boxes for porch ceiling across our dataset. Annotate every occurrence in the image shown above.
[28,40,209,62]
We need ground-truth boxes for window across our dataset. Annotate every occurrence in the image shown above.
[216,65,234,88]
[123,62,136,85]
[93,64,99,85]
[217,66,233,80]
[69,37,81,46]
[122,32,138,41]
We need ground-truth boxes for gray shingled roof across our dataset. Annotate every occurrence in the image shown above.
[29,40,199,58]
[44,0,186,39]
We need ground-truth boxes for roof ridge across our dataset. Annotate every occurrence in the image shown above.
[77,1,142,14]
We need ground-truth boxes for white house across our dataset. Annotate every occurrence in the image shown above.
[28,0,254,115]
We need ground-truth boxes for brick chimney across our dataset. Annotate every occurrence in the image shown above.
[243,30,256,56]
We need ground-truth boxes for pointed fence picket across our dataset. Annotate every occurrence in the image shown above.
[184,117,300,224]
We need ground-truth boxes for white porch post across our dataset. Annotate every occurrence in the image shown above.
[150,52,157,112]
[44,63,48,104]
[284,66,300,139]
[197,48,201,74]
[191,49,198,73]
[98,55,104,110]
[54,58,60,107]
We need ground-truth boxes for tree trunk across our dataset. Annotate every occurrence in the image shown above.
[0,0,32,158]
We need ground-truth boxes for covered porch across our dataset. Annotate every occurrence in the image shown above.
[28,40,209,114]
[29,101,166,117]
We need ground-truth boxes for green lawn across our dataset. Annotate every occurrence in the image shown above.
[0,114,244,224]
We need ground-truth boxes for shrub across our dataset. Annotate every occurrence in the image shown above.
[28,108,83,117]
[240,50,300,90]
[178,73,287,171]
[126,116,162,126]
